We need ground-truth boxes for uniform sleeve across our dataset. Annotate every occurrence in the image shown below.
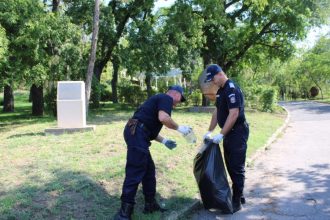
[225,88,241,109]
[158,95,173,115]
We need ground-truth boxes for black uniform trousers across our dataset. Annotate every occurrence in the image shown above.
[120,123,156,204]
[223,121,249,198]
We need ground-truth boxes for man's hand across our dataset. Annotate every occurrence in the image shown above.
[203,131,213,140]
[162,138,177,150]
[212,133,224,144]
[177,125,192,135]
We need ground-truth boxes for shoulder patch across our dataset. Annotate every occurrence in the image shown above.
[230,95,236,103]
[229,82,235,88]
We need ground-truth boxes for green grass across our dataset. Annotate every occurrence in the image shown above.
[0,91,286,219]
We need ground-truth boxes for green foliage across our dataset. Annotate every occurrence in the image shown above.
[90,76,101,108]
[243,83,278,111]
[118,80,147,107]
[100,83,112,102]
[189,90,202,106]
[260,88,278,112]
[0,24,8,61]
[299,36,330,98]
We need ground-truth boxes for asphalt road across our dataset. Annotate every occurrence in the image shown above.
[190,101,330,220]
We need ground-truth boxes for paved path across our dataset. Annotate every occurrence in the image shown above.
[190,101,330,220]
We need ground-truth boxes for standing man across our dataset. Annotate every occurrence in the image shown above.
[114,85,192,220]
[203,64,249,213]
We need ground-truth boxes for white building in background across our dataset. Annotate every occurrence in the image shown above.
[136,68,186,90]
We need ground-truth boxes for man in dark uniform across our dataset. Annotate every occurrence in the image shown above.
[114,85,192,220]
[203,64,249,213]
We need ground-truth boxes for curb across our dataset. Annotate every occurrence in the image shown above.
[165,198,201,220]
[171,104,291,220]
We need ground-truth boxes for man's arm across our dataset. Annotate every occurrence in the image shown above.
[155,134,165,143]
[208,108,218,132]
[221,108,239,136]
[158,110,178,130]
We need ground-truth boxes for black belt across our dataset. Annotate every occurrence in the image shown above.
[128,118,150,134]
[137,121,149,133]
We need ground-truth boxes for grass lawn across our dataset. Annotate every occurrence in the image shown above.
[0,91,286,220]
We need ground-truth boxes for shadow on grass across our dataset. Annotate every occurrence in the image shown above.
[0,168,198,220]
[0,169,115,219]
[7,132,45,139]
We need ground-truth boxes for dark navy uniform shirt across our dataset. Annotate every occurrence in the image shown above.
[216,79,246,128]
[133,94,173,140]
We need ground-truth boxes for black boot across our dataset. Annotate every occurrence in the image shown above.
[232,196,242,213]
[241,195,246,204]
[143,198,167,214]
[113,202,134,220]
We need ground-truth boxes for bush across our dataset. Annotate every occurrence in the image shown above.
[243,84,265,109]
[260,88,278,112]
[100,83,112,102]
[310,86,319,97]
[118,80,147,107]
[190,90,202,106]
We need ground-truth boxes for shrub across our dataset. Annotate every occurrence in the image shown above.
[190,90,202,106]
[118,80,147,107]
[243,84,265,109]
[260,88,278,112]
[100,83,112,102]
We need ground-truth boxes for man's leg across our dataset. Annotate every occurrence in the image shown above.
[224,131,248,213]
[142,154,166,213]
[115,147,148,220]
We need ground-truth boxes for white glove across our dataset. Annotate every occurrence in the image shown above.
[203,131,213,140]
[212,133,224,144]
[161,138,177,150]
[177,125,192,136]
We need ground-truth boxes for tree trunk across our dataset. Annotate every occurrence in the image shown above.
[31,84,44,116]
[202,54,211,106]
[52,0,60,12]
[145,73,152,98]
[111,55,119,103]
[3,84,14,112]
[317,85,324,99]
[85,0,100,114]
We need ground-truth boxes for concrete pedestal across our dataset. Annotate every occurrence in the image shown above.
[45,81,95,135]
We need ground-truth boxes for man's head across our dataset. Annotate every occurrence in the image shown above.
[204,64,227,87]
[167,85,186,106]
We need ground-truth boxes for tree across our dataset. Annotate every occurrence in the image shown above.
[85,0,100,114]
[0,0,44,112]
[64,0,156,101]
[122,11,178,98]
[165,0,329,105]
[300,36,330,99]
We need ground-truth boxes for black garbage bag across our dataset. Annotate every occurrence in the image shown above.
[193,139,233,213]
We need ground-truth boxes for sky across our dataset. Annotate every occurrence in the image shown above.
[296,25,330,49]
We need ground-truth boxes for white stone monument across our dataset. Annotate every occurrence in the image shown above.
[45,81,95,135]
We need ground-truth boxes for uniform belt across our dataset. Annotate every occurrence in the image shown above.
[127,118,149,135]
[137,121,149,133]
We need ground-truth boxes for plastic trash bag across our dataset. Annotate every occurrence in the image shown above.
[193,139,233,213]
